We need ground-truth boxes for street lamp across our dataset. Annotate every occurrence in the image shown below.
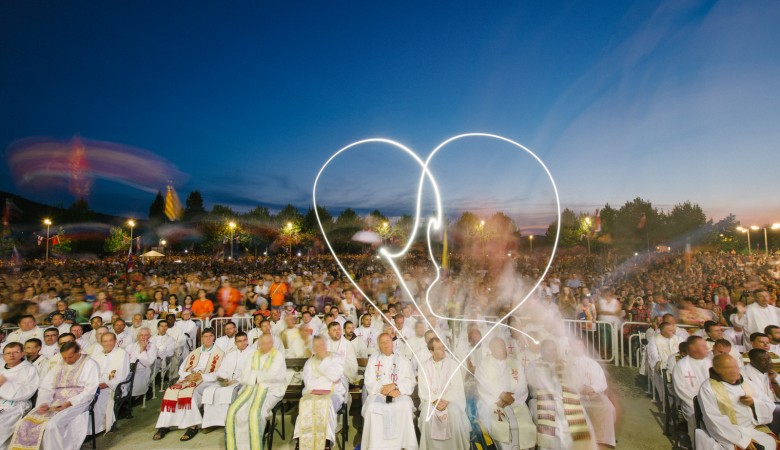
[529,235,534,252]
[127,220,136,254]
[160,239,167,253]
[43,219,52,262]
[737,226,752,256]
[754,223,780,256]
[228,221,236,259]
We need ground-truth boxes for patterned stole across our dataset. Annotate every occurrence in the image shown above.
[225,349,277,450]
[298,358,334,450]
[535,361,593,448]
[10,356,89,450]
[161,346,223,412]
[708,377,780,445]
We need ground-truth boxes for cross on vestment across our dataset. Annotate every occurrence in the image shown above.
[508,342,515,353]
[521,355,529,367]
[375,359,383,372]
[685,371,697,388]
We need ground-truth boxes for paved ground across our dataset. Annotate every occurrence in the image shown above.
[86,365,673,450]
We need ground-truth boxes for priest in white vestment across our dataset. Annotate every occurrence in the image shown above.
[697,354,779,450]
[355,314,378,356]
[7,316,44,344]
[127,327,157,397]
[344,321,369,359]
[201,332,254,429]
[361,332,418,450]
[24,338,49,381]
[89,331,130,435]
[224,334,287,450]
[0,342,39,449]
[153,328,225,442]
[673,336,713,445]
[112,319,135,350]
[569,341,616,448]
[647,322,682,404]
[151,320,176,384]
[325,322,359,388]
[417,337,469,450]
[215,322,238,353]
[293,336,346,450]
[10,342,100,450]
[176,310,199,357]
[476,337,536,450]
[40,328,60,359]
[741,290,780,336]
[526,340,596,450]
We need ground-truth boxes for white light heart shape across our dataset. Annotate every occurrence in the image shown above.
[313,133,561,422]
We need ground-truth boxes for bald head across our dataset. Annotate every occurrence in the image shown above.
[713,354,741,384]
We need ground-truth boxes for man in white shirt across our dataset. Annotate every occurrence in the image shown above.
[245,314,265,346]
[0,342,40,449]
[40,328,60,359]
[176,310,199,356]
[7,315,44,344]
[86,326,109,359]
[673,335,713,445]
[142,309,160,336]
[293,335,345,449]
[10,342,100,450]
[24,338,49,380]
[129,314,145,340]
[325,322,358,389]
[698,354,777,450]
[201,332,254,430]
[70,323,88,349]
[344,320,368,359]
[89,331,130,435]
[128,327,157,398]
[355,314,377,356]
[362,332,419,450]
[647,322,682,404]
[83,316,104,346]
[112,318,135,350]
[570,340,616,448]
[152,320,176,384]
[49,313,71,336]
[215,322,238,353]
[742,289,780,336]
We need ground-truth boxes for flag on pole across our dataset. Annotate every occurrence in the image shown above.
[164,185,184,221]
[51,235,60,246]
[441,223,449,270]
[37,235,43,246]
[11,245,21,268]
[637,213,647,230]
[594,209,602,234]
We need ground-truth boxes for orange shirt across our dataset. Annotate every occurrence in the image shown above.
[269,282,288,307]
[218,287,242,316]
[191,299,214,318]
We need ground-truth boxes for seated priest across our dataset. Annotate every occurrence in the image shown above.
[293,335,346,450]
[569,340,617,448]
[361,332,418,450]
[697,354,780,450]
[476,336,536,450]
[127,327,158,398]
[0,342,40,449]
[153,327,225,442]
[10,342,100,450]
[673,335,713,446]
[417,336,470,450]
[89,331,130,435]
[201,332,254,431]
[224,334,287,450]
[526,339,595,450]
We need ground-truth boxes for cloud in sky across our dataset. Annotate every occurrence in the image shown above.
[534,0,780,224]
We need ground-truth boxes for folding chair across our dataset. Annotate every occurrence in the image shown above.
[87,388,101,449]
[114,362,137,420]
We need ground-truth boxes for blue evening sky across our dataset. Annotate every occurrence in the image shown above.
[1,1,778,231]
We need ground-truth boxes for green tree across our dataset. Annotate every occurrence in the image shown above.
[276,204,303,226]
[61,198,96,223]
[211,204,238,219]
[335,208,363,229]
[302,206,333,234]
[184,191,206,219]
[148,191,165,221]
[104,226,130,254]
[244,206,272,223]
[52,228,73,254]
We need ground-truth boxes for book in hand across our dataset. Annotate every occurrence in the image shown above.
[310,389,331,395]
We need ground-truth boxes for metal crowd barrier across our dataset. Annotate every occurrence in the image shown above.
[562,319,618,364]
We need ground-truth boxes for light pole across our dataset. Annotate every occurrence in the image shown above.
[228,221,236,259]
[160,239,167,253]
[754,223,780,256]
[737,226,752,256]
[286,222,293,257]
[127,220,136,254]
[529,235,534,252]
[43,219,52,262]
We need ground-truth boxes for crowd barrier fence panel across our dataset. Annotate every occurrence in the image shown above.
[562,319,617,364]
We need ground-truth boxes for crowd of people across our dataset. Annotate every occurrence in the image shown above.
[0,249,779,449]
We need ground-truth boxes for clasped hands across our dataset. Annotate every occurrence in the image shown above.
[496,392,515,408]
[37,401,72,414]
[380,383,401,398]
